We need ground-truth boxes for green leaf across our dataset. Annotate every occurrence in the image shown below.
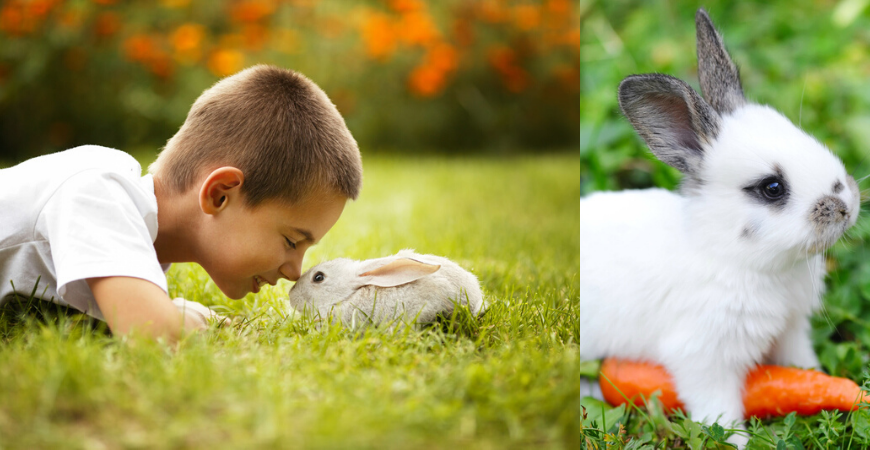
[704,423,726,442]
[852,408,870,440]
[579,359,601,379]
[786,435,804,450]
[580,396,626,432]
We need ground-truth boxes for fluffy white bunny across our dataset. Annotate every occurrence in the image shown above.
[288,250,485,328]
[580,7,860,439]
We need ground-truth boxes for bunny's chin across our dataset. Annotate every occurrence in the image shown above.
[806,229,849,254]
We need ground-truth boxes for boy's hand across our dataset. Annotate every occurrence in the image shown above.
[86,276,216,341]
[171,298,231,327]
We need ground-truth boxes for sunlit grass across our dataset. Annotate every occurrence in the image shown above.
[0,153,580,449]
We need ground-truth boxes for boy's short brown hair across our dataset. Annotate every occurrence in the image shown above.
[150,65,362,206]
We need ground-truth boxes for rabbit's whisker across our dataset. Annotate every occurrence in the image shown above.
[799,75,807,129]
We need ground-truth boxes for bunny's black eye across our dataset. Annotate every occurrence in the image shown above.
[313,272,325,283]
[761,179,786,200]
[743,173,789,207]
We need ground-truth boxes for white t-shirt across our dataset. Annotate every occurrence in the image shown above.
[0,146,170,321]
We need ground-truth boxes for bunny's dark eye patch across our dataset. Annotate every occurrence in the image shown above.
[743,171,789,209]
[313,272,325,283]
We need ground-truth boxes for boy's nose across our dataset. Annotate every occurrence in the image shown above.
[279,259,302,282]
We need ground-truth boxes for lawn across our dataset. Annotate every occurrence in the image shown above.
[0,153,581,449]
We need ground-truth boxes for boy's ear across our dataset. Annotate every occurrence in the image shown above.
[199,167,245,215]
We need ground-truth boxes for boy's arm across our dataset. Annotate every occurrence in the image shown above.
[86,276,210,341]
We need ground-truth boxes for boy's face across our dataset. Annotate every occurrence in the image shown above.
[199,189,347,299]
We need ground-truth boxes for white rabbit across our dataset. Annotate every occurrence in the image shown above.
[580,8,860,441]
[288,250,485,328]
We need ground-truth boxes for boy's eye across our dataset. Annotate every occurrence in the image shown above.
[284,237,297,249]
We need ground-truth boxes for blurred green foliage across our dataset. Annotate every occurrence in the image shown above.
[0,0,579,163]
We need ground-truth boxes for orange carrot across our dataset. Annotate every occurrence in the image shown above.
[599,358,685,412]
[599,358,870,418]
[743,365,869,418]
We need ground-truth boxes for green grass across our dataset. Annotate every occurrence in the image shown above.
[0,153,581,449]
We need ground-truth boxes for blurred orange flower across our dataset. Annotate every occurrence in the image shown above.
[427,43,458,73]
[552,64,579,92]
[319,16,345,39]
[361,12,396,60]
[242,23,269,50]
[172,23,205,53]
[513,5,540,31]
[546,0,570,15]
[92,0,117,5]
[148,52,174,78]
[388,0,423,14]
[172,23,206,63]
[28,0,56,18]
[397,11,439,47]
[408,43,458,97]
[452,17,474,47]
[95,12,121,39]
[562,28,580,50]
[208,49,245,77]
[408,64,443,97]
[0,2,36,35]
[229,0,276,23]
[124,33,175,78]
[58,9,83,30]
[487,46,529,92]
[478,0,508,23]
[124,34,158,63]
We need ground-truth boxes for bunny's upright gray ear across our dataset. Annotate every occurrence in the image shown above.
[618,74,720,175]
[696,8,745,114]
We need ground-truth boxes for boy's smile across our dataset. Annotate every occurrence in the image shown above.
[193,167,348,299]
[207,193,346,299]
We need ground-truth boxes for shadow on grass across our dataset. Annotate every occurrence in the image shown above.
[0,287,109,341]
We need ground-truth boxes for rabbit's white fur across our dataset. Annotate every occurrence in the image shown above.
[580,9,860,436]
[288,250,484,327]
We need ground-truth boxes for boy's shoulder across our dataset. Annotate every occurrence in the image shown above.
[2,145,155,238]
[9,145,142,178]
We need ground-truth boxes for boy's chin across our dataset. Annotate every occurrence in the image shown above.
[214,279,249,300]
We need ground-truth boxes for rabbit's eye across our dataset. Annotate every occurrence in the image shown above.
[762,179,786,200]
[744,173,789,206]
[313,272,325,283]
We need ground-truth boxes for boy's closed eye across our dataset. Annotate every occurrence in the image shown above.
[284,236,297,249]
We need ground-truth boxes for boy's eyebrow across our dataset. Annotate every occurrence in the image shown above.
[292,227,315,243]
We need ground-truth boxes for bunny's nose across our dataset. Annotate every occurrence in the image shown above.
[811,195,849,225]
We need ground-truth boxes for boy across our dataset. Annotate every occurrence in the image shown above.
[0,65,362,341]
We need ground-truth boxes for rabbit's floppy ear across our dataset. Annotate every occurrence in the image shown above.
[619,74,719,175]
[696,8,745,114]
[358,258,441,288]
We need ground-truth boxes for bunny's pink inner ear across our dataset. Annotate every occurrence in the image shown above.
[359,258,441,288]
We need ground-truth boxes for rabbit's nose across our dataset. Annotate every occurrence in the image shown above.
[811,195,849,224]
